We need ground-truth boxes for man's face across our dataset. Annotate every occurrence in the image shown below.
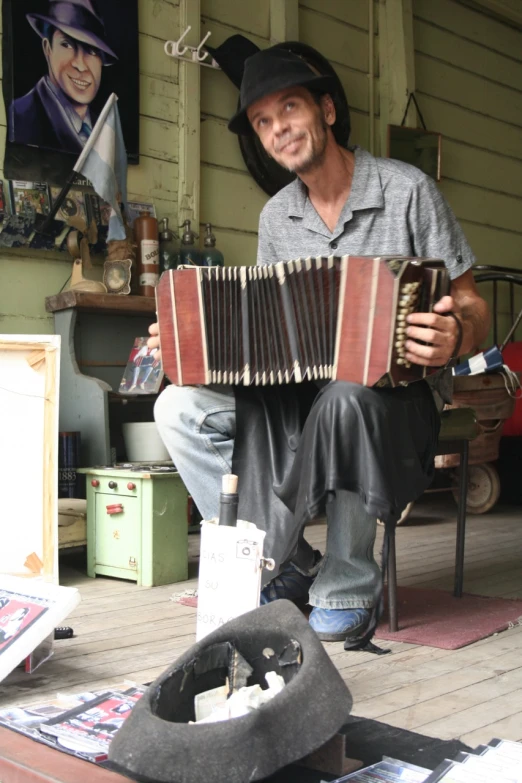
[43,30,103,107]
[247,86,334,175]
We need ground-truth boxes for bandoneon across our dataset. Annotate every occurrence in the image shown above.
[156,256,449,388]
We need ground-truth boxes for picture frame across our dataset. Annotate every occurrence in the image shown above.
[1,0,140,185]
[387,125,442,182]
[0,335,61,583]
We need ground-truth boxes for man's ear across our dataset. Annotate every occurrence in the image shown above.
[321,94,336,126]
[42,38,51,61]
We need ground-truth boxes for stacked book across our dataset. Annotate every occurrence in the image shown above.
[329,739,522,782]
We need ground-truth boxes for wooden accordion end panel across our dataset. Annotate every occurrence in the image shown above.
[156,256,448,389]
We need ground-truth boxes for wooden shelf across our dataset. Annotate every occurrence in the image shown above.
[45,290,156,316]
[109,392,158,403]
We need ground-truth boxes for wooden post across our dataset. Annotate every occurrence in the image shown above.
[378,0,416,156]
[177,0,201,229]
[270,0,299,44]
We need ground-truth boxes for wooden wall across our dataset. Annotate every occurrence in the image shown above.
[299,0,379,154]
[413,0,522,338]
[199,0,270,266]
[1,0,521,337]
[0,0,181,334]
[198,0,378,266]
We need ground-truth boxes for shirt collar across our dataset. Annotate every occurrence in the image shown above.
[286,145,385,236]
[44,76,92,135]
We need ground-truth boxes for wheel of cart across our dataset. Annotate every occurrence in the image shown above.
[451,461,500,515]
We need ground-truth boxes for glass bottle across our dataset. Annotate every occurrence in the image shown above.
[201,223,225,267]
[134,211,159,296]
[178,219,201,266]
[159,218,180,271]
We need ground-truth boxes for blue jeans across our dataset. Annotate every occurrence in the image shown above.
[154,384,381,609]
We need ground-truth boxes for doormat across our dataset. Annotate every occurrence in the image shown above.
[375,585,522,649]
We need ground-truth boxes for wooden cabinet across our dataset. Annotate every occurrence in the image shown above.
[45,292,157,467]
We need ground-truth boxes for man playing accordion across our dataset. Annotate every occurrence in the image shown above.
[148,46,489,649]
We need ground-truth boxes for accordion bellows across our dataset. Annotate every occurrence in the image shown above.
[156,256,448,389]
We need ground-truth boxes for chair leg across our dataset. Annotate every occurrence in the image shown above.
[387,527,398,632]
[454,440,469,598]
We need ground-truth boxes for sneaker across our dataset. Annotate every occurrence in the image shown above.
[308,607,371,642]
[260,562,315,606]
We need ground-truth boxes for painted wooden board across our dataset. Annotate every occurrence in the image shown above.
[417,93,522,161]
[202,0,271,38]
[300,0,373,32]
[414,17,522,92]
[0,336,60,583]
[300,8,375,74]
[414,0,522,59]
[415,53,522,129]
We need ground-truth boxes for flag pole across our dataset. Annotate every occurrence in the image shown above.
[37,93,119,235]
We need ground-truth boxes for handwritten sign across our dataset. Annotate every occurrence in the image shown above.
[196,521,267,641]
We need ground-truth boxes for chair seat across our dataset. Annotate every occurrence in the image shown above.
[439,407,480,442]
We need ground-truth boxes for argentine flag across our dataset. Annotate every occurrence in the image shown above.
[74,93,127,242]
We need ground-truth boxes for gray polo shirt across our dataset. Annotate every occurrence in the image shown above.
[257,146,475,278]
[256,146,476,402]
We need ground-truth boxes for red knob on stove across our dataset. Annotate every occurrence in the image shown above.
[127,482,136,491]
[91,479,100,487]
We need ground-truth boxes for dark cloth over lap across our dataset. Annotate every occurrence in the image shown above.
[232,380,440,578]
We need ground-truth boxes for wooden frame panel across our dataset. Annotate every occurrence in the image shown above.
[0,336,60,583]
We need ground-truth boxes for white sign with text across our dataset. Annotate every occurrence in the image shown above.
[196,520,269,641]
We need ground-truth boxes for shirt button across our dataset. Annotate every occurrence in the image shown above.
[330,241,338,250]
[456,253,463,264]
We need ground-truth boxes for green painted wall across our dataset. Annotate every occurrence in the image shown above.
[414,0,522,342]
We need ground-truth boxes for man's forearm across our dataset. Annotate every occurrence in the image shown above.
[459,298,491,356]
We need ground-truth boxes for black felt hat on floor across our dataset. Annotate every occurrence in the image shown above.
[108,600,353,783]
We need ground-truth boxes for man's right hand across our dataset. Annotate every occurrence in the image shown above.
[148,322,161,364]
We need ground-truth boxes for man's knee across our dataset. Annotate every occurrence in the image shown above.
[319,381,375,409]
[154,384,189,433]
[154,384,236,436]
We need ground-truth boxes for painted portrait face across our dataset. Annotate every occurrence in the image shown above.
[43,29,103,108]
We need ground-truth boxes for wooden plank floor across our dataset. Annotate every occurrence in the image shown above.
[1,495,521,750]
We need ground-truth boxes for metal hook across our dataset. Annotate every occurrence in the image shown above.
[174,25,191,57]
[195,30,212,61]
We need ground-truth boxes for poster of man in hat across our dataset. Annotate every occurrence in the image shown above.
[3,0,139,161]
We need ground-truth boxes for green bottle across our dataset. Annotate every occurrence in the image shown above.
[178,219,201,266]
[201,223,225,267]
[159,218,180,271]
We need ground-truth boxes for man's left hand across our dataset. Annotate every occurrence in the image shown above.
[405,295,462,367]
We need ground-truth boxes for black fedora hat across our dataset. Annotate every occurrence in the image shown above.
[228,46,337,136]
[27,0,118,65]
[204,33,261,90]
[108,600,352,783]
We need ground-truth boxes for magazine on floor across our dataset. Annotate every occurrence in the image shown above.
[0,682,146,763]
[0,576,80,682]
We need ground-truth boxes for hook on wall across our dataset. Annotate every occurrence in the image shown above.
[165,27,221,69]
